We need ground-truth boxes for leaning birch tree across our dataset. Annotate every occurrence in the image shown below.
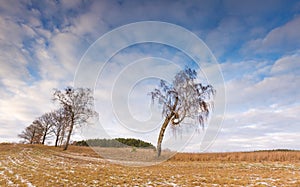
[150,68,215,157]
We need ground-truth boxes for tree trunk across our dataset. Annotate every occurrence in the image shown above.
[30,136,34,144]
[30,130,36,144]
[55,134,59,147]
[63,116,74,151]
[54,127,61,147]
[157,96,178,157]
[157,115,173,157]
[59,124,66,147]
[41,132,46,145]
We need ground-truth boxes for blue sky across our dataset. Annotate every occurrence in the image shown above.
[0,0,299,152]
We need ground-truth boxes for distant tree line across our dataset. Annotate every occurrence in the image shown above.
[18,87,97,150]
[74,138,155,149]
[254,149,297,152]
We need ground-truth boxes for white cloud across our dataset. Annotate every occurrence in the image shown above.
[222,53,300,112]
[0,1,85,143]
[0,79,59,140]
[209,104,300,152]
[49,32,83,75]
[242,16,300,54]
[270,53,300,75]
[221,59,271,81]
[207,53,300,151]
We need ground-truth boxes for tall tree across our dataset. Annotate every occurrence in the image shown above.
[150,68,215,157]
[18,120,43,144]
[53,87,97,150]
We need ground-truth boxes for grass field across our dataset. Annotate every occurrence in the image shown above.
[0,143,299,186]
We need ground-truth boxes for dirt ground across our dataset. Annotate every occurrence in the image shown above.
[0,144,299,186]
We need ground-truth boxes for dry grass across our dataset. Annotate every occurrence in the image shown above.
[170,151,300,162]
[0,143,299,186]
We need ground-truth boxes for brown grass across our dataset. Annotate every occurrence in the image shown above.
[170,151,300,162]
[0,144,299,186]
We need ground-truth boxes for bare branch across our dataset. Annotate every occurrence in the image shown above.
[150,67,215,157]
[53,87,98,150]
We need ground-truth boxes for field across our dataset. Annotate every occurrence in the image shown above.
[0,144,299,186]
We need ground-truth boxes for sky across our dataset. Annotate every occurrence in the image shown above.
[0,0,299,152]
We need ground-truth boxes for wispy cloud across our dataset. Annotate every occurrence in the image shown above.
[241,16,300,55]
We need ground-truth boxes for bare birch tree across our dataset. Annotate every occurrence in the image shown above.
[51,108,69,147]
[150,68,215,157]
[38,112,55,145]
[53,87,97,150]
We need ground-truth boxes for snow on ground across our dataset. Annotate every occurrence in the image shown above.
[0,145,299,186]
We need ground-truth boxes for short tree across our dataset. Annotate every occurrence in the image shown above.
[150,68,215,157]
[38,112,55,145]
[18,120,44,144]
[53,87,97,150]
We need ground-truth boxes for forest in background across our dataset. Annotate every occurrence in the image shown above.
[74,138,155,149]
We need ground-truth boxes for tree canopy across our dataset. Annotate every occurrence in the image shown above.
[53,87,98,150]
[150,68,215,156]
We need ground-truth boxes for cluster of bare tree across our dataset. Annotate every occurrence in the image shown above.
[18,87,97,150]
[18,68,215,156]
